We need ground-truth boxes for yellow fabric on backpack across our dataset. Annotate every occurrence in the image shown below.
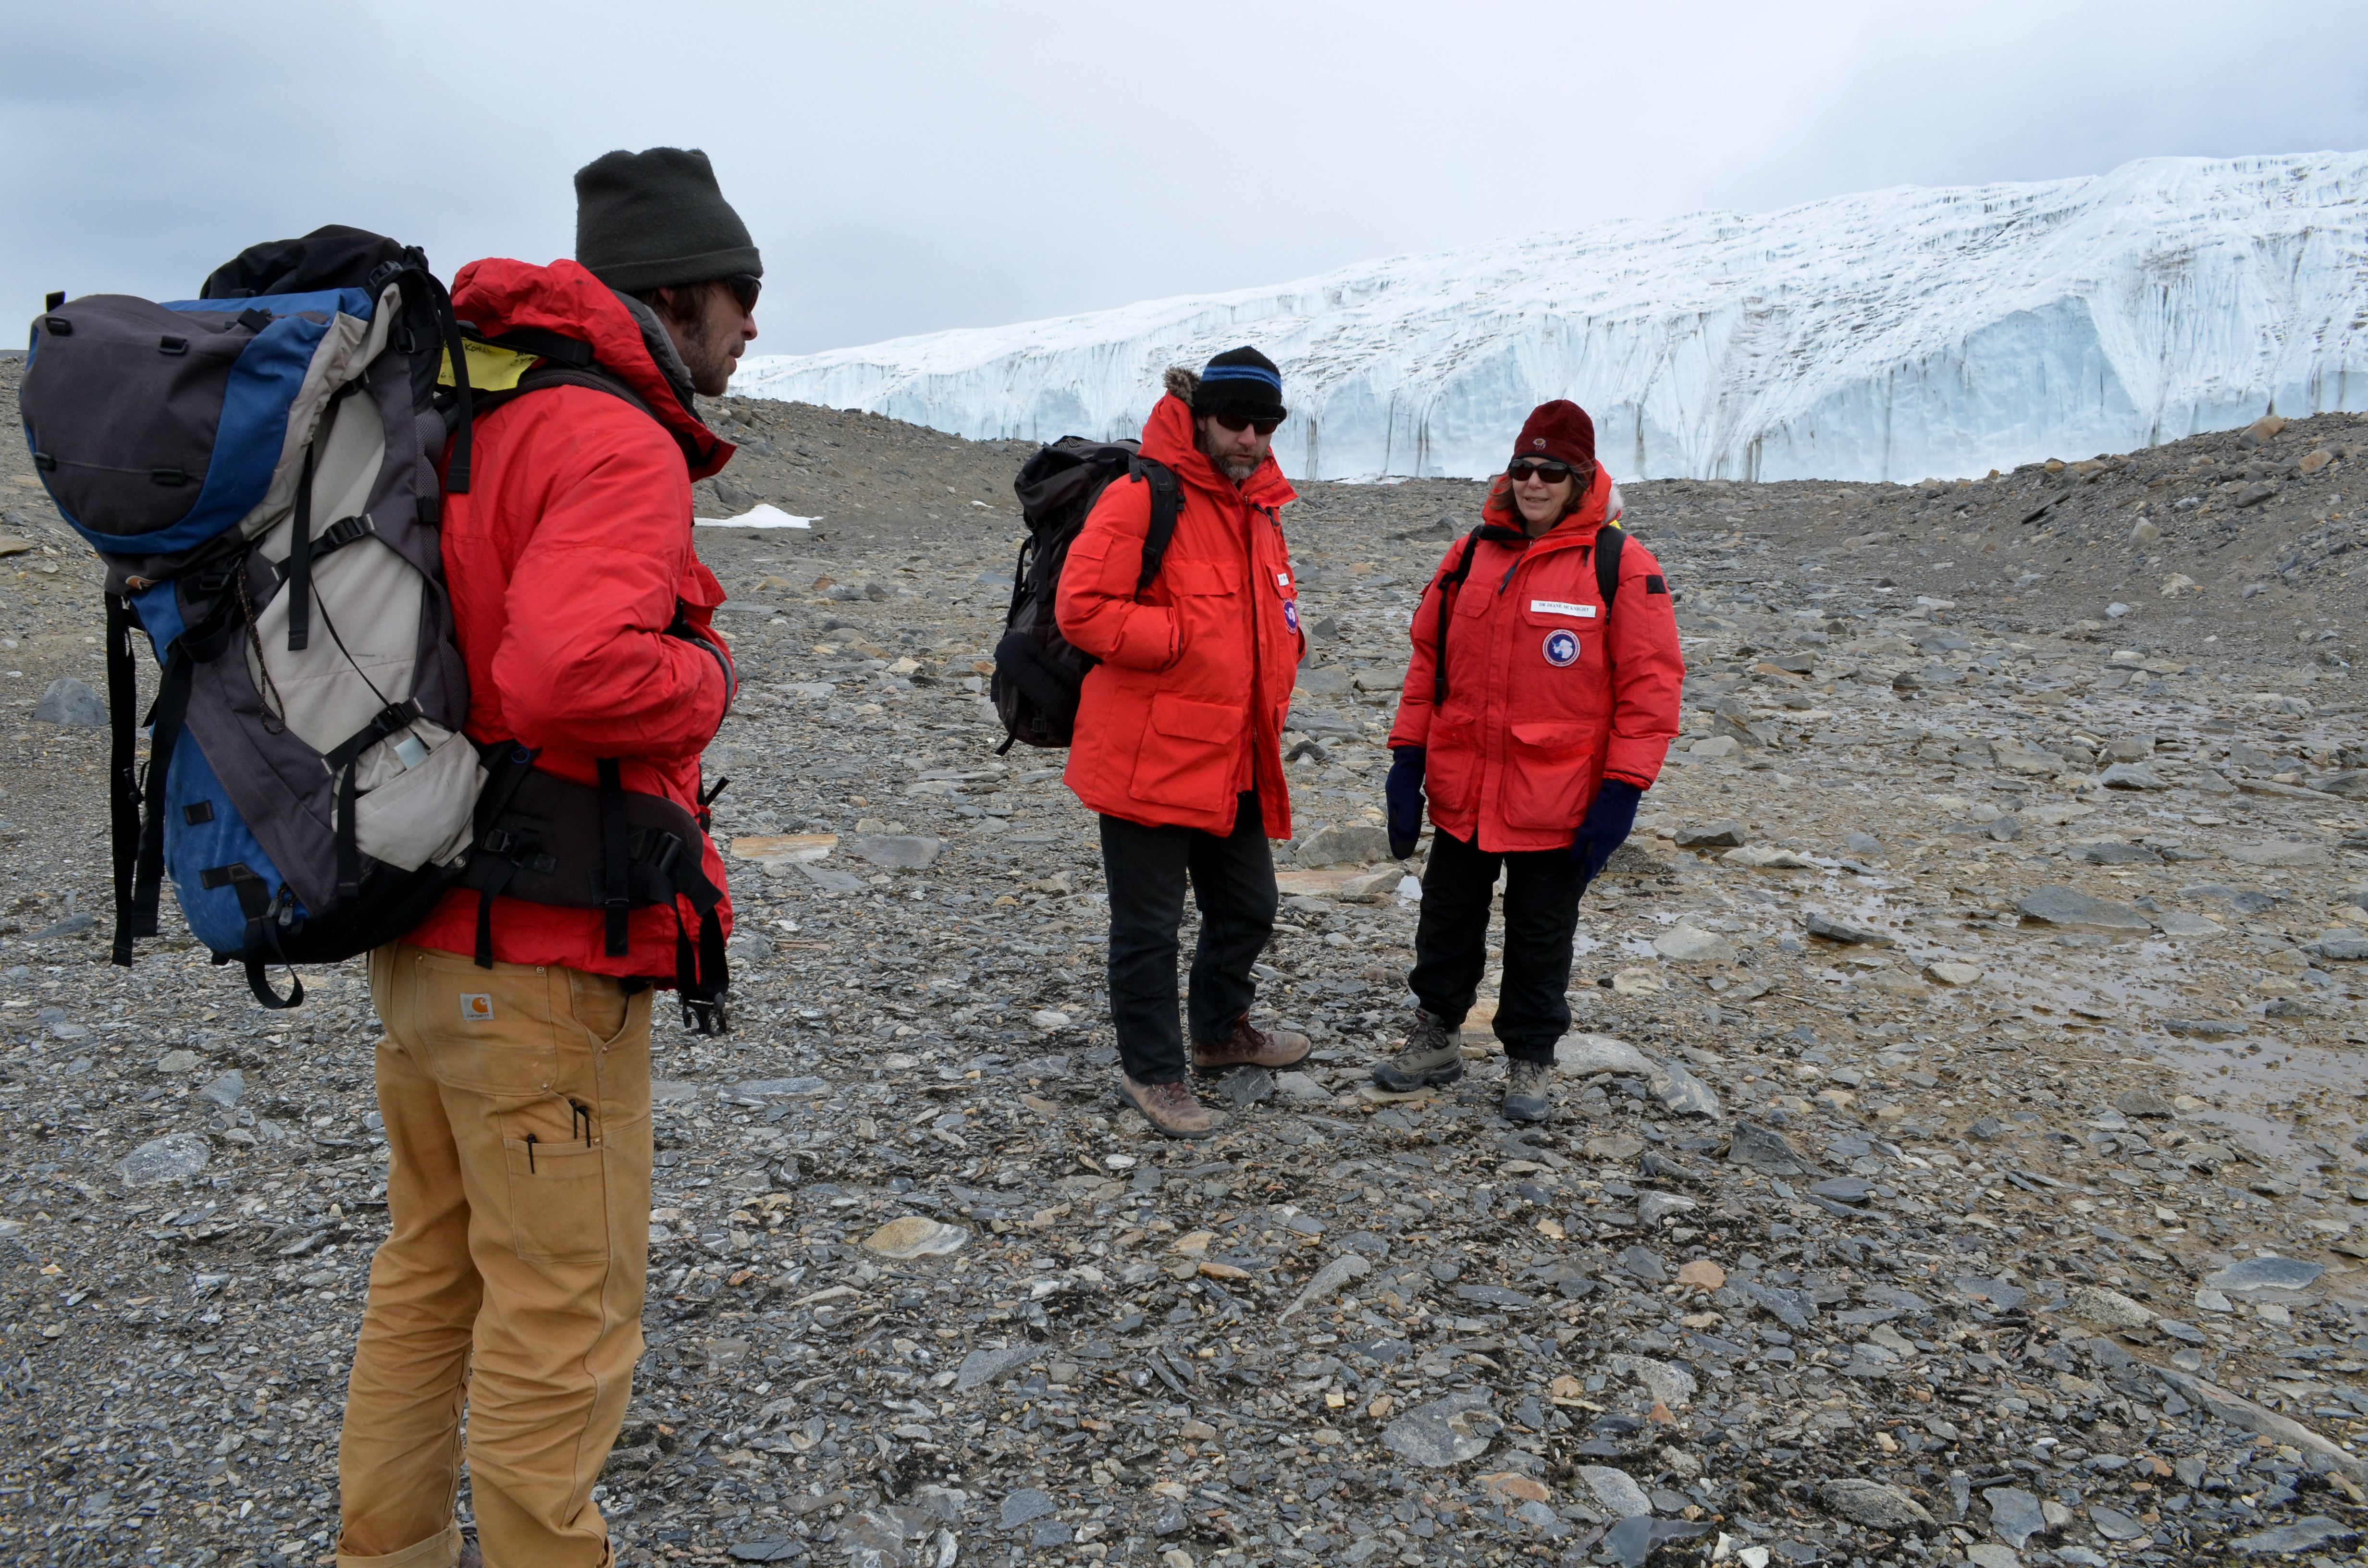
[435,339,541,392]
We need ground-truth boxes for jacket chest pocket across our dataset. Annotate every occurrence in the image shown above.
[1267,564,1300,623]
[1517,597,1610,712]
[1500,720,1603,831]
[1163,560,1235,659]
[1164,560,1234,598]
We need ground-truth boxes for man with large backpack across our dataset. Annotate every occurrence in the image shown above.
[1054,348,1310,1139]
[334,148,751,1568]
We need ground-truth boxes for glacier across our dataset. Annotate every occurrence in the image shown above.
[735,151,2368,485]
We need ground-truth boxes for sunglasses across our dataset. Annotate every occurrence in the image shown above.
[1212,413,1283,436]
[723,273,761,312]
[1508,459,1580,484]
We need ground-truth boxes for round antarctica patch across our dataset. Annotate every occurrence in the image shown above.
[1542,629,1580,667]
[1283,600,1299,633]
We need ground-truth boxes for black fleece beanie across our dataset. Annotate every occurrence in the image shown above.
[1193,345,1287,423]
[574,147,761,294]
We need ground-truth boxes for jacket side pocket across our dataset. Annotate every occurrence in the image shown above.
[1500,720,1601,832]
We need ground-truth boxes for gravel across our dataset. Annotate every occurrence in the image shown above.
[1,370,2365,1565]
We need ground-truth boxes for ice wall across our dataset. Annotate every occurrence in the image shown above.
[735,152,2368,483]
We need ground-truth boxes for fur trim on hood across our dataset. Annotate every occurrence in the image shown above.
[1163,365,1199,404]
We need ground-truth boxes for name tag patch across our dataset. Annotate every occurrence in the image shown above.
[1542,629,1581,667]
[1276,572,1291,588]
[1530,600,1596,618]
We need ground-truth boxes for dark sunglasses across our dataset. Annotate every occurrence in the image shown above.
[723,273,761,311]
[1213,413,1283,436]
[1508,458,1579,484]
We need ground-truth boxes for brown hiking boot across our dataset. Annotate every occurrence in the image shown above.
[1502,1057,1553,1123]
[1119,1073,1222,1139]
[1189,1017,1310,1077]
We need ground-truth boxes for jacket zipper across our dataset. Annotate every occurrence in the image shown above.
[1243,496,1270,809]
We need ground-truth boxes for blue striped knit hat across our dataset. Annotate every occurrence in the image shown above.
[1192,345,1287,423]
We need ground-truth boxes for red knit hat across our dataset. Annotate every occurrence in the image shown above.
[1512,400,1596,471]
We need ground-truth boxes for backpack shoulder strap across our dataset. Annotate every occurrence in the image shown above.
[460,359,658,427]
[1130,456,1182,592]
[1430,530,1488,707]
[1593,521,1626,682]
[1595,520,1625,617]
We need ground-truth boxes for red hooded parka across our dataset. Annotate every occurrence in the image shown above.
[405,257,737,980]
[1055,392,1301,837]
[1387,469,1684,851]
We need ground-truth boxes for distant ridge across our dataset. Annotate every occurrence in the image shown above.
[737,152,2368,484]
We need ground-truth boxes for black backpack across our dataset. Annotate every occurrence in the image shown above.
[990,437,1180,750]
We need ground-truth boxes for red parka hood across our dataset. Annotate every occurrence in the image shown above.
[450,256,733,482]
[1480,464,1620,544]
[1138,392,1298,510]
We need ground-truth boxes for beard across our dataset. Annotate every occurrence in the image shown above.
[1196,425,1263,482]
[678,313,738,397]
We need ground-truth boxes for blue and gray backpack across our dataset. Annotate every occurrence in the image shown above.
[20,227,735,1032]
[19,227,482,1005]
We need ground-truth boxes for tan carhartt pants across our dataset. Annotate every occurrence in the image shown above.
[336,943,653,1568]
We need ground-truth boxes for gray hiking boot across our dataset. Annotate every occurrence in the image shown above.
[1119,1073,1222,1139]
[1502,1057,1553,1123]
[1373,1010,1463,1090]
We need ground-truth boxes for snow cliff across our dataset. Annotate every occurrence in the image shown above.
[736,152,2368,483]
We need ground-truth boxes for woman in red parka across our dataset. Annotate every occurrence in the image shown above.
[1370,401,1684,1120]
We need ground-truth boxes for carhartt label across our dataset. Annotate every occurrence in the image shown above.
[1531,600,1596,618]
[460,994,494,1022]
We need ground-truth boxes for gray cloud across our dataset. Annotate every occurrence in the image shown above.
[6,0,2363,355]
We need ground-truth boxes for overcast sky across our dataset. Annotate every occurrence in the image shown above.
[7,0,2367,356]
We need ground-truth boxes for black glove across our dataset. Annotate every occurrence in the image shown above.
[1569,778,1642,882]
[1385,746,1426,859]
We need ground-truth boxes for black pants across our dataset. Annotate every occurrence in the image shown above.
[1407,828,1591,1064]
[1099,792,1276,1084]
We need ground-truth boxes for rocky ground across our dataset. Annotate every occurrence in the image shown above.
[2,351,2367,1568]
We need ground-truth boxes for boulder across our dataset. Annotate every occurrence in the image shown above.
[2014,887,2152,933]
[1653,924,1736,963]
[34,677,105,729]
[1296,824,1397,866]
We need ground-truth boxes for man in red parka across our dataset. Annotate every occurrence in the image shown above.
[335,147,750,1568]
[1372,401,1683,1121]
[1056,348,1311,1138]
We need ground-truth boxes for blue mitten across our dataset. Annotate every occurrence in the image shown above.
[1385,746,1427,859]
[1570,778,1642,882]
